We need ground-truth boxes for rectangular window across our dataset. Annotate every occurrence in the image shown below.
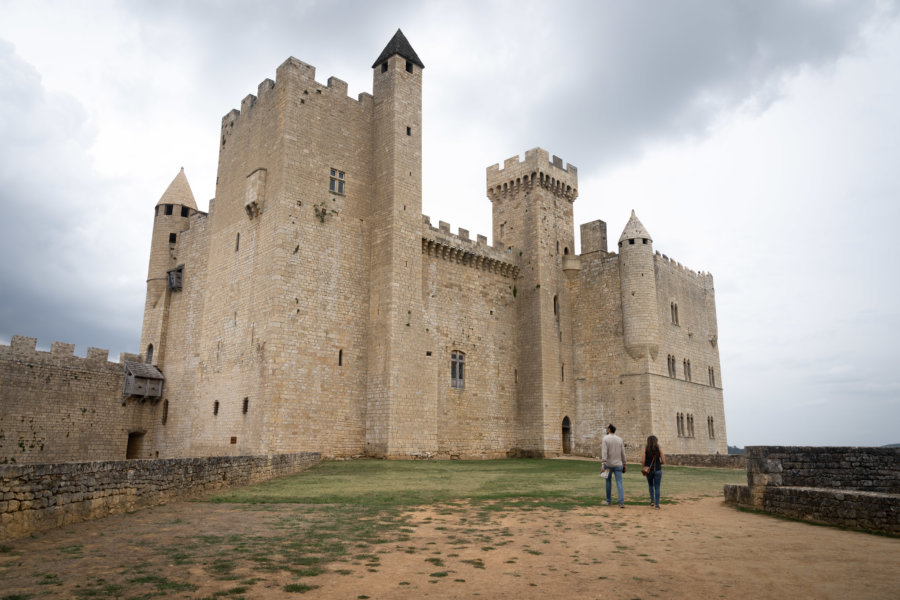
[242,397,249,414]
[164,204,173,215]
[181,206,189,217]
[329,169,345,195]
[451,351,465,389]
[169,233,177,244]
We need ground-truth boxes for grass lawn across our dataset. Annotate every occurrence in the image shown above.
[207,458,745,507]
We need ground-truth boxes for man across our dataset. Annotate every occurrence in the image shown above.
[601,423,627,507]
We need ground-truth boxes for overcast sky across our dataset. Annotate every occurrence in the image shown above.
[1,0,898,448]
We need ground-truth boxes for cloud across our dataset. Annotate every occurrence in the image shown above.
[0,39,144,356]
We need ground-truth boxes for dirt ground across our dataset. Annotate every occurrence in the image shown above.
[2,494,898,600]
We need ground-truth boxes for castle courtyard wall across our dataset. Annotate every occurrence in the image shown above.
[0,337,148,464]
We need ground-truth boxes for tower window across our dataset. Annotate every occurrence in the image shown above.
[629,239,635,245]
[162,399,168,425]
[708,416,715,438]
[406,60,413,73]
[338,349,343,366]
[181,206,189,217]
[169,233,177,244]
[406,126,411,136]
[242,397,249,414]
[164,204,173,215]
[381,62,387,73]
[329,169,345,194]
[553,295,559,316]
[235,233,240,251]
[451,351,465,389]
[213,400,219,416]
[708,366,715,387]
[671,302,679,325]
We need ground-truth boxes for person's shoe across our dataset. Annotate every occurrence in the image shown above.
[655,504,660,509]
[619,504,625,508]
[603,500,611,506]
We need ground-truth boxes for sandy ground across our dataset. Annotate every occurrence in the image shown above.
[1,494,898,599]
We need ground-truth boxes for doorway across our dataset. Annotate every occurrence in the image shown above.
[561,416,572,454]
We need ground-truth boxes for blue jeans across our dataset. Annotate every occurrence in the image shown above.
[646,470,662,506]
[605,465,624,505]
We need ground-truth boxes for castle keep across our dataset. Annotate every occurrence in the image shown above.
[1,31,726,463]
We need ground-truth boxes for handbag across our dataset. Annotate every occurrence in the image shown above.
[641,465,651,476]
[600,468,609,479]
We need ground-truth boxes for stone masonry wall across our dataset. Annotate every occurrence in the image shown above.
[0,336,149,464]
[664,453,744,469]
[0,452,321,540]
[724,446,900,534]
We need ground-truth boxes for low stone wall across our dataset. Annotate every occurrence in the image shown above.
[724,446,899,534]
[0,452,321,540]
[665,453,745,469]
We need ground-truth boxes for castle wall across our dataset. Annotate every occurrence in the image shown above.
[652,254,727,454]
[422,221,520,458]
[0,337,149,464]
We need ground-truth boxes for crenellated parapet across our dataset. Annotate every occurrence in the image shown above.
[654,252,715,289]
[486,147,578,202]
[422,216,519,278]
[0,335,140,370]
[220,56,375,141]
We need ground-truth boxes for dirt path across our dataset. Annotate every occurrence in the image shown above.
[2,495,898,599]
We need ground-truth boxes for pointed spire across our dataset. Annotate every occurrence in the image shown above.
[618,210,652,244]
[156,167,197,210]
[372,29,424,69]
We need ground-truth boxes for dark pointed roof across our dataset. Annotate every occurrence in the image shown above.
[372,29,424,69]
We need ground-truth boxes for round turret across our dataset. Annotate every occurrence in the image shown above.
[140,168,197,365]
[618,210,659,361]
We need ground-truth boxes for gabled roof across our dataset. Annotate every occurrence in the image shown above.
[372,29,424,69]
[618,210,653,244]
[124,361,164,380]
[156,167,198,210]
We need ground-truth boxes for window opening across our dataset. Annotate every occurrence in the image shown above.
[242,397,249,414]
[161,400,168,425]
[213,400,219,416]
[146,344,154,364]
[181,206,189,217]
[381,61,388,72]
[169,233,177,244]
[406,60,413,73]
[338,349,343,366]
[451,351,465,389]
[235,232,240,251]
[329,169,345,194]
[406,126,411,136]
[164,204,173,215]
[561,416,572,454]
[553,295,559,316]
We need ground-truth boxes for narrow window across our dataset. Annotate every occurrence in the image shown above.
[405,60,413,73]
[164,204,173,215]
[499,223,504,239]
[162,399,168,425]
[514,368,518,383]
[213,400,219,416]
[406,126,411,136]
[169,233,177,244]
[181,206,189,217]
[676,413,682,437]
[629,239,635,245]
[338,349,343,366]
[556,241,559,254]
[235,232,240,251]
[451,351,465,389]
[146,344,154,364]
[381,61,388,73]
[709,366,715,386]
[242,397,249,414]
[553,295,559,316]
[561,364,565,382]
[329,169,345,194]
[564,247,569,255]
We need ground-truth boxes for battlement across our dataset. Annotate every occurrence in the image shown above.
[221,56,375,131]
[654,252,715,286]
[486,147,578,202]
[0,335,140,369]
[422,216,519,278]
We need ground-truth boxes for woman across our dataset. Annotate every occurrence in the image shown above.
[643,435,665,509]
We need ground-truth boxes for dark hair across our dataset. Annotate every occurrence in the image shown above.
[607,424,616,433]
[645,435,661,466]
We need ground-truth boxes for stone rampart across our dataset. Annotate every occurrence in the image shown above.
[0,336,145,464]
[724,446,899,534]
[0,452,321,540]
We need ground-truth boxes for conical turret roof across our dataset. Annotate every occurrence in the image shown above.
[156,167,197,210]
[372,29,424,69]
[618,210,652,244]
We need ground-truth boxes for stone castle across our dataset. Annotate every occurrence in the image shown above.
[0,30,726,463]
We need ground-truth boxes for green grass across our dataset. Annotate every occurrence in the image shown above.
[207,459,744,507]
